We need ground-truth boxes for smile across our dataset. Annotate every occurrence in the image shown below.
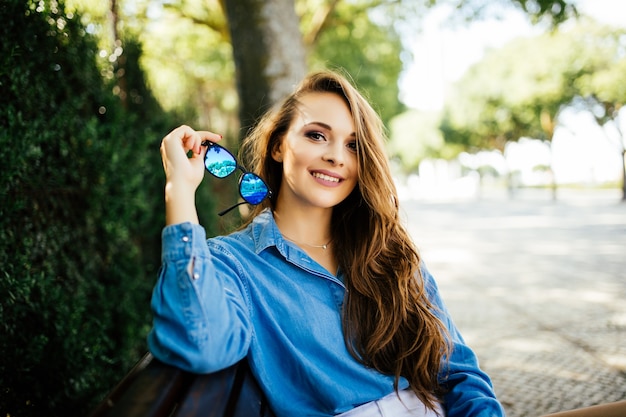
[312,172,340,183]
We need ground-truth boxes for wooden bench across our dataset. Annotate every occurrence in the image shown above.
[90,353,276,417]
[91,353,626,417]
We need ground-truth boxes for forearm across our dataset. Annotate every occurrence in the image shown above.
[165,181,199,225]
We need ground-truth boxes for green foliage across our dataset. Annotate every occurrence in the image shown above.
[0,0,178,415]
[510,0,576,25]
[388,109,463,172]
[441,20,626,152]
[571,23,626,124]
[137,0,406,131]
[308,2,406,126]
[424,0,577,27]
[138,0,237,134]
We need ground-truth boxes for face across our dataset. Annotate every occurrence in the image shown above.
[272,92,358,212]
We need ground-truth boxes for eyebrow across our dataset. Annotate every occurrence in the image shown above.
[304,122,356,137]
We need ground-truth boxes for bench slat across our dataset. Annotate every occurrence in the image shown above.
[90,353,275,417]
[173,362,237,416]
[94,354,193,417]
[229,366,276,417]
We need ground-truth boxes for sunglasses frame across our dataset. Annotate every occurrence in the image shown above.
[202,141,272,216]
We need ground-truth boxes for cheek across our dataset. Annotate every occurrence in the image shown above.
[348,154,358,176]
[280,150,308,182]
[284,146,311,169]
[348,177,358,192]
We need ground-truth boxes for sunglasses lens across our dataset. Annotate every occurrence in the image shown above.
[240,172,269,204]
[205,145,236,178]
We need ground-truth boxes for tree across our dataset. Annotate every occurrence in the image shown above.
[137,0,406,130]
[440,20,626,199]
[388,110,463,172]
[306,1,405,125]
[436,0,577,25]
[133,0,577,137]
[222,0,307,135]
[575,33,626,200]
[221,0,576,128]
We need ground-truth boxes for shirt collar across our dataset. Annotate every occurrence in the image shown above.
[249,210,342,282]
[250,209,287,255]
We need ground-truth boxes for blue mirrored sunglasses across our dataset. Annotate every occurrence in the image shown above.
[202,141,272,216]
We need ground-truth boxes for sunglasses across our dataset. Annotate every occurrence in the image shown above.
[202,141,272,216]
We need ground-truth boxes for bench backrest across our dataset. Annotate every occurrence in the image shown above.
[90,353,276,417]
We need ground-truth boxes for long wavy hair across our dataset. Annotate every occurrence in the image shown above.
[240,70,450,412]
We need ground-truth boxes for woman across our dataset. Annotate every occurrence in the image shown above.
[150,70,504,416]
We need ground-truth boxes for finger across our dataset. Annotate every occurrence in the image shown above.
[195,131,223,154]
[161,126,195,173]
[162,125,194,155]
[184,130,222,156]
[162,125,222,157]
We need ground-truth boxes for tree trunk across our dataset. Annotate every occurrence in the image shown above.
[222,0,307,139]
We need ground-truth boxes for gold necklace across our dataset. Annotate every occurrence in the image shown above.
[282,234,332,250]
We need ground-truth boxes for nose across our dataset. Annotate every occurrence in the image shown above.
[322,142,345,166]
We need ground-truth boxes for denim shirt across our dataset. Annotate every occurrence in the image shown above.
[148,210,504,417]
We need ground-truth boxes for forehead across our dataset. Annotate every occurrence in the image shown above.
[294,92,355,131]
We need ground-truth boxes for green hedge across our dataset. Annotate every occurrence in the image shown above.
[0,1,198,415]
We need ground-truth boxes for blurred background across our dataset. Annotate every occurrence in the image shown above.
[1,0,624,416]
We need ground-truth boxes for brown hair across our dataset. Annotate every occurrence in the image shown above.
[240,70,450,411]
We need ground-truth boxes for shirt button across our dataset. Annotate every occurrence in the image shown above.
[182,236,189,242]
[192,273,200,280]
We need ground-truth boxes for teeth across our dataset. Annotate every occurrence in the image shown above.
[312,172,340,182]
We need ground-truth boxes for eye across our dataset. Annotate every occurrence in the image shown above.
[347,140,357,153]
[305,131,326,141]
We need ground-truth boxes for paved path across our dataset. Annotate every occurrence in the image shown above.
[401,188,626,416]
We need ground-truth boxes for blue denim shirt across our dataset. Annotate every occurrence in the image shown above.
[148,210,504,417]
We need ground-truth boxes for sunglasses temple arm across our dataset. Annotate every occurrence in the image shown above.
[217,201,247,217]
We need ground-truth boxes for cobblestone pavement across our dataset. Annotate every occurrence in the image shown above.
[401,188,626,417]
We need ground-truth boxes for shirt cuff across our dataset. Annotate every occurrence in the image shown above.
[161,222,209,262]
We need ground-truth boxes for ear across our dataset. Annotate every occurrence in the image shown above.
[271,140,283,163]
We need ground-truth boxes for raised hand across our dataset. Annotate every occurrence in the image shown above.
[160,125,223,225]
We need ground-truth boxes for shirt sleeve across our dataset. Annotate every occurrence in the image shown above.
[422,265,506,417]
[147,222,252,374]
